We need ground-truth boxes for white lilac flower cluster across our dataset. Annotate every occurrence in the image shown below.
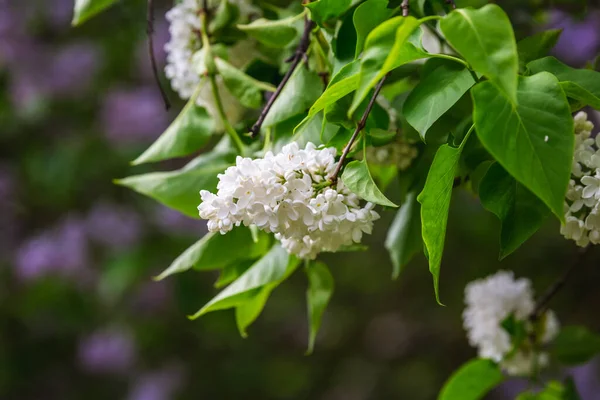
[561,111,600,246]
[463,271,559,376]
[164,0,255,129]
[198,142,380,259]
[366,138,418,171]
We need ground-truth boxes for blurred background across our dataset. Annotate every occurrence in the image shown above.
[1,0,599,399]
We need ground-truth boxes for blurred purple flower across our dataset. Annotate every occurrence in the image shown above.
[548,10,600,66]
[131,280,172,314]
[153,206,204,236]
[490,378,529,399]
[568,359,600,399]
[15,216,90,282]
[86,202,143,250]
[78,328,136,374]
[127,364,184,400]
[43,0,74,28]
[47,42,101,96]
[101,86,170,145]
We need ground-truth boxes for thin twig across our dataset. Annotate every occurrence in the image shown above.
[330,74,389,184]
[249,15,315,138]
[530,246,592,321]
[147,0,171,110]
[401,0,409,16]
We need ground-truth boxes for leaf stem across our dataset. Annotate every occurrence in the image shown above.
[432,53,470,69]
[530,246,592,322]
[330,74,389,184]
[249,14,315,138]
[199,2,245,155]
[208,75,246,154]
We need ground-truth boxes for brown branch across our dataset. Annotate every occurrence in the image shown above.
[329,74,389,184]
[147,0,171,110]
[401,0,409,16]
[249,15,315,138]
[530,246,592,321]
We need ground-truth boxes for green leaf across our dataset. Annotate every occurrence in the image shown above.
[351,16,426,115]
[298,61,361,129]
[132,89,214,165]
[215,58,275,109]
[353,0,395,58]
[479,163,550,260]
[154,228,271,281]
[440,4,518,102]
[528,56,600,110]
[403,61,475,140]
[235,286,272,338]
[72,0,117,26]
[189,244,299,319]
[305,0,352,27]
[472,72,574,221]
[214,260,253,288]
[516,379,582,400]
[517,29,562,70]
[385,191,422,279]
[418,134,470,303]
[116,150,235,218]
[209,0,240,33]
[438,359,504,400]
[341,159,398,207]
[552,326,600,366]
[305,261,334,354]
[262,66,323,128]
[237,14,302,48]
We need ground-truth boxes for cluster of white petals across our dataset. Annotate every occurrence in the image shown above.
[164,0,204,100]
[463,271,559,376]
[561,111,600,246]
[366,138,418,171]
[164,0,255,129]
[198,142,380,259]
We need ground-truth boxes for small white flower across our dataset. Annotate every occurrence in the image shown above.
[197,142,380,259]
[562,112,599,247]
[463,271,559,376]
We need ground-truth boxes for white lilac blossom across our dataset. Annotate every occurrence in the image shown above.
[463,271,560,376]
[198,142,380,259]
[561,111,600,246]
[164,0,255,130]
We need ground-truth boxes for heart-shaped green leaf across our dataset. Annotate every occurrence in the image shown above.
[116,150,235,218]
[438,359,504,400]
[305,261,334,354]
[403,60,475,139]
[440,4,518,102]
[154,228,271,281]
[342,159,398,207]
[479,163,550,260]
[385,191,422,279]
[133,88,215,165]
[189,244,299,319]
[472,72,574,221]
[418,137,468,304]
[238,14,303,48]
[353,0,395,58]
[72,0,117,26]
[528,56,600,110]
[216,58,275,109]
